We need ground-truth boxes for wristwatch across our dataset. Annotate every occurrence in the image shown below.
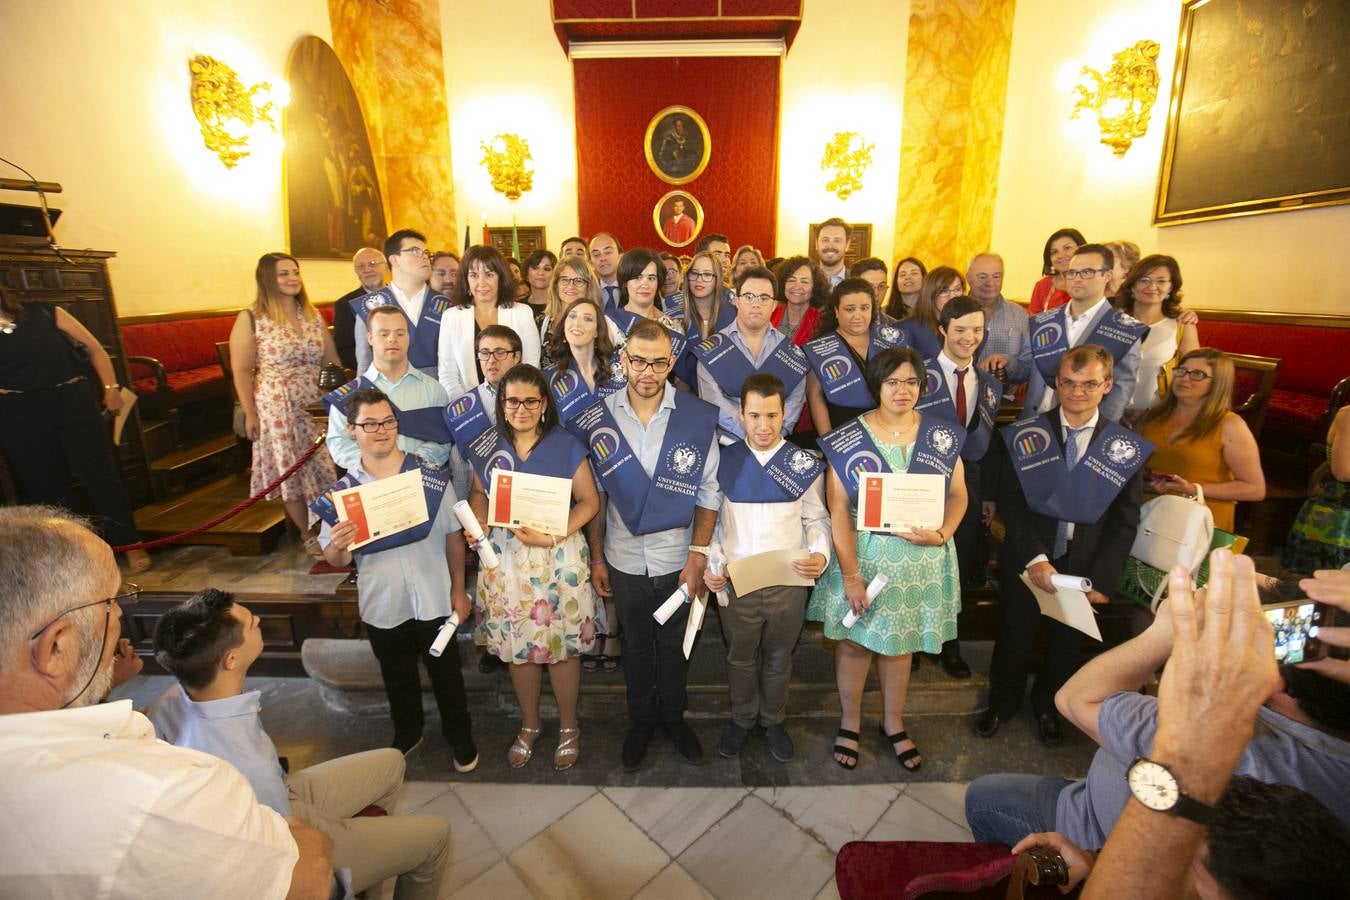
[1125,757,1216,825]
[688,544,711,557]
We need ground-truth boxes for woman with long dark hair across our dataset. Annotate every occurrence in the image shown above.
[437,244,541,399]
[1115,254,1200,419]
[1027,227,1086,314]
[885,257,926,320]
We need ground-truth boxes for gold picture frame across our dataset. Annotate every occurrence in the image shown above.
[644,105,711,186]
[653,190,704,249]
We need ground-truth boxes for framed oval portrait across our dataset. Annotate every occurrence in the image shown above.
[653,190,703,248]
[644,106,711,185]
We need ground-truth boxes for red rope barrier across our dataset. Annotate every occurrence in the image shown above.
[110,435,327,553]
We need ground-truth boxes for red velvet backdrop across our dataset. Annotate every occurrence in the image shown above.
[573,56,779,255]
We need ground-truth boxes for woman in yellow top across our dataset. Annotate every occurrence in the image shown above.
[1133,348,1265,531]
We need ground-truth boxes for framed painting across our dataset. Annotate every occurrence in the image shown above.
[284,36,387,258]
[1154,0,1350,226]
[653,190,704,248]
[486,226,548,260]
[644,106,711,185]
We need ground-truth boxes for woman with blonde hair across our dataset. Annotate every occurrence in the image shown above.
[228,252,340,554]
[671,250,734,389]
[1103,240,1141,300]
[1134,347,1265,532]
[732,245,765,279]
[537,256,622,367]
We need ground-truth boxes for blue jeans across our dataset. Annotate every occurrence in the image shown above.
[964,774,1072,846]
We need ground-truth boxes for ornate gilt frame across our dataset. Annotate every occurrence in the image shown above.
[644,105,712,186]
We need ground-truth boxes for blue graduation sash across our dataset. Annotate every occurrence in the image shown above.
[673,303,736,389]
[607,307,689,361]
[900,319,942,361]
[309,455,450,554]
[572,392,718,535]
[718,439,824,503]
[442,383,495,448]
[350,287,452,371]
[691,329,809,399]
[547,360,626,424]
[1029,306,1147,383]
[820,416,964,505]
[323,376,452,444]
[1002,413,1153,524]
[663,292,685,320]
[461,425,586,490]
[803,324,907,409]
[914,361,1001,460]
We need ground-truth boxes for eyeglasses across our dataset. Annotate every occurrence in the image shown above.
[352,417,398,432]
[688,270,717,282]
[936,286,963,296]
[476,348,520,361]
[557,276,589,288]
[1057,378,1106,393]
[626,355,672,373]
[883,378,921,390]
[396,246,428,258]
[1135,277,1172,288]
[1172,367,1212,382]
[503,397,544,410]
[1064,268,1107,280]
[737,292,776,305]
[29,582,142,642]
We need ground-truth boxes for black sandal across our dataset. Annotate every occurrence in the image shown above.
[832,728,860,770]
[880,724,922,771]
[580,654,600,672]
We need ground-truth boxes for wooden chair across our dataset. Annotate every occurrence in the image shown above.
[1228,352,1281,441]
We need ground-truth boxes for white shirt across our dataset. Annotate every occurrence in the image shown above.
[355,282,430,374]
[712,438,832,566]
[936,350,978,426]
[1037,296,1110,413]
[435,304,542,400]
[0,700,297,899]
[1128,316,1180,412]
[1027,409,1100,567]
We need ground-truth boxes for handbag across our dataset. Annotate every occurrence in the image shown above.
[1126,487,1214,611]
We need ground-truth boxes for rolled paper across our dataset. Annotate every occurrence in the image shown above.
[842,573,890,629]
[653,583,690,625]
[452,500,499,569]
[683,592,707,659]
[708,551,729,608]
[428,610,463,658]
[1050,574,1093,593]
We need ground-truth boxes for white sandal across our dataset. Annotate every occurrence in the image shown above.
[508,726,541,769]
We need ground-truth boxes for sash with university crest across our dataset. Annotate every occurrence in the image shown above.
[691,330,809,399]
[572,392,718,535]
[803,324,908,409]
[349,287,452,371]
[323,376,452,444]
[897,319,942,361]
[1028,306,1147,383]
[606,307,689,361]
[547,360,627,424]
[441,383,495,448]
[718,439,824,503]
[914,361,1001,460]
[460,425,586,491]
[673,302,736,389]
[1002,413,1153,524]
[821,416,964,505]
[310,455,450,554]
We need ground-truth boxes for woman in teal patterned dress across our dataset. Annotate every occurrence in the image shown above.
[807,347,968,771]
[1283,405,1350,572]
[467,365,606,771]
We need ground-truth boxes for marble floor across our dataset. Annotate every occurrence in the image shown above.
[123,536,350,595]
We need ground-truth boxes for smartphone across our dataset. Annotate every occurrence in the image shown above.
[1263,600,1332,664]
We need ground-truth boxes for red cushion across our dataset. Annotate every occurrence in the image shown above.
[319,306,335,325]
[1267,389,1330,432]
[836,842,1013,900]
[121,316,236,374]
[1196,320,1346,397]
[163,367,224,393]
[130,376,158,397]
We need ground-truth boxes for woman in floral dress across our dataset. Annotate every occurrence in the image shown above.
[467,364,604,771]
[228,253,338,555]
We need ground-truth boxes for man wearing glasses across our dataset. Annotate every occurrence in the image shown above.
[333,246,387,370]
[695,267,809,442]
[976,345,1148,746]
[1016,244,1145,422]
[570,318,722,771]
[0,506,337,898]
[353,228,451,377]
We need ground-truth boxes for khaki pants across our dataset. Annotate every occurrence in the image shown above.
[289,748,449,900]
[723,584,808,728]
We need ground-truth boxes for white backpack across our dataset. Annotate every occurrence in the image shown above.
[1129,488,1215,611]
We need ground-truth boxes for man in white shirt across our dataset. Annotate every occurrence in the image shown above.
[0,506,334,900]
[150,588,449,900]
[354,229,445,376]
[815,218,851,289]
[704,374,830,762]
[589,232,622,311]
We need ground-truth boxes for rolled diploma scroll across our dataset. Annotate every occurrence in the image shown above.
[1050,574,1092,592]
[682,590,707,659]
[428,610,463,658]
[841,573,890,629]
[452,500,499,569]
[708,551,729,607]
[653,583,690,625]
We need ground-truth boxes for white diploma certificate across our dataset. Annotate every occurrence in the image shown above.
[334,468,429,551]
[726,549,814,596]
[854,473,946,532]
[488,470,572,536]
[1019,571,1102,641]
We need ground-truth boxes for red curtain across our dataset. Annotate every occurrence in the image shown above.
[573,56,780,255]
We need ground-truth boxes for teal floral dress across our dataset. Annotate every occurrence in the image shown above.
[1282,444,1350,572]
[806,419,960,656]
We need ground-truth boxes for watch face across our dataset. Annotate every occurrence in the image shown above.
[1127,759,1180,811]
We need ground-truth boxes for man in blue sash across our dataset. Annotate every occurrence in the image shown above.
[314,388,478,773]
[704,374,830,762]
[325,305,450,472]
[976,345,1147,746]
[333,246,387,370]
[694,266,808,442]
[915,296,1003,679]
[1013,244,1144,422]
[574,318,721,770]
[352,229,449,377]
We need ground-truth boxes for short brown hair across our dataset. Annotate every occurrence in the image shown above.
[625,317,673,350]
[1058,344,1114,379]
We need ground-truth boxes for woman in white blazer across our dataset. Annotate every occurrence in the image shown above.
[438,244,542,399]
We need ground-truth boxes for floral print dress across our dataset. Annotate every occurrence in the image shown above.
[249,313,334,504]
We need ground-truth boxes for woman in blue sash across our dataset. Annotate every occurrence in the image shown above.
[466,365,605,770]
[903,266,965,361]
[538,256,619,370]
[805,278,892,434]
[672,250,732,389]
[808,347,967,772]
[546,296,623,420]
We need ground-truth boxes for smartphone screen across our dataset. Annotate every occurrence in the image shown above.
[1263,601,1328,664]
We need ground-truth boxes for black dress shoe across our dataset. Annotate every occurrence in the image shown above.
[938,643,972,680]
[622,722,656,771]
[762,722,794,762]
[718,721,751,758]
[662,719,704,765]
[974,709,1004,739]
[478,650,504,674]
[1036,713,1063,746]
[911,653,921,673]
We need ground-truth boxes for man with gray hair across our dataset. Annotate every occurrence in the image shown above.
[333,246,388,370]
[0,506,335,900]
[966,252,1028,390]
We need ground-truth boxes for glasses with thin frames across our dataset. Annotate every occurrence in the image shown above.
[1064,268,1107,280]
[557,276,589,288]
[396,246,428,258]
[738,292,775,305]
[1172,367,1212,382]
[31,583,141,709]
[1057,378,1106,393]
[1136,276,1172,288]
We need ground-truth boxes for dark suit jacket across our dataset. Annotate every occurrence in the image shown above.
[997,407,1143,592]
[332,286,363,371]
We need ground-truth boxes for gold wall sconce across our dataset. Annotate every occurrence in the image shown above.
[1071,40,1161,157]
[821,132,874,201]
[189,55,282,168]
[480,133,534,201]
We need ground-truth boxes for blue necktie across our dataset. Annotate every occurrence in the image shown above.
[604,285,617,310]
[1052,427,1088,559]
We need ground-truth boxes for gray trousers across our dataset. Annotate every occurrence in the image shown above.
[723,583,808,727]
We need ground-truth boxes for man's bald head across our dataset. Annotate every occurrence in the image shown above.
[353,247,387,292]
[966,253,1005,304]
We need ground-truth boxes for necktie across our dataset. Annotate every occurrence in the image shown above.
[1052,427,1088,559]
[604,285,617,309]
[955,367,968,425]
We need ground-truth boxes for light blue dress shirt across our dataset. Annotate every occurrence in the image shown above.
[327,363,450,470]
[694,319,807,440]
[1017,301,1140,423]
[976,295,1030,379]
[602,384,721,578]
